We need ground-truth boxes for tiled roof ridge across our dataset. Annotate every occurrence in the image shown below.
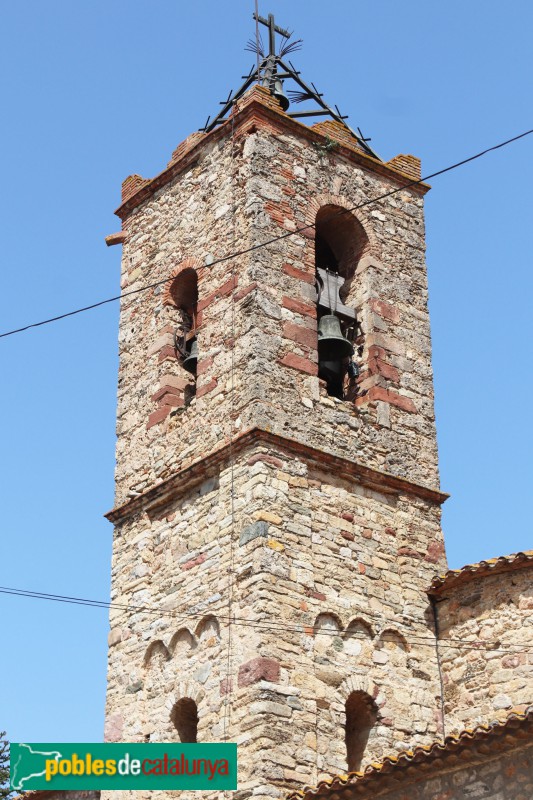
[427,549,533,594]
[288,705,533,799]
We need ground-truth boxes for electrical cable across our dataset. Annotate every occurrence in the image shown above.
[0,128,532,341]
[2,584,533,655]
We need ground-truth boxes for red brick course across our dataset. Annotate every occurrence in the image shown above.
[196,356,214,376]
[368,357,400,384]
[279,353,318,376]
[233,282,257,302]
[369,297,401,323]
[357,386,416,413]
[147,406,171,429]
[247,453,284,469]
[196,377,218,398]
[282,263,315,284]
[181,552,207,571]
[197,275,238,312]
[283,321,317,350]
[282,296,317,318]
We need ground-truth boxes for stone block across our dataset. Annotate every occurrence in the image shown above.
[240,521,269,546]
[239,657,281,687]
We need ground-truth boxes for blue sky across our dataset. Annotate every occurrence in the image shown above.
[1,1,531,744]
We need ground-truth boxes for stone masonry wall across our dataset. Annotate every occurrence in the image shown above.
[434,567,533,734]
[113,92,441,510]
[238,115,439,491]
[105,440,446,800]
[105,91,448,800]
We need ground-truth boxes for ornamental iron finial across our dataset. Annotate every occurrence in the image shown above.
[199,11,379,160]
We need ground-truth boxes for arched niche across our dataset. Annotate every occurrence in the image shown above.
[144,640,170,669]
[169,628,197,658]
[170,697,199,743]
[195,615,221,645]
[377,628,409,652]
[375,629,409,667]
[313,612,343,657]
[345,690,378,772]
[343,618,373,658]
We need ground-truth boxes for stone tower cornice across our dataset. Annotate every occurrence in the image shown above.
[114,86,430,222]
[105,427,448,524]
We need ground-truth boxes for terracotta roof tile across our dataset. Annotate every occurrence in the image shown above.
[427,550,533,594]
[288,705,533,800]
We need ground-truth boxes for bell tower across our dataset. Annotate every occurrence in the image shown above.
[104,13,448,799]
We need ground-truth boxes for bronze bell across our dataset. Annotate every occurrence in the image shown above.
[183,338,198,374]
[272,78,290,112]
[317,315,354,360]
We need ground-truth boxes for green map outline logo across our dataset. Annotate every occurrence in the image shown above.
[11,744,63,791]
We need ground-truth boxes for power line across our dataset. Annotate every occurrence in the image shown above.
[2,584,532,655]
[1,127,532,341]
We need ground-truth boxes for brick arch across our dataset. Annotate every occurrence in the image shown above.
[162,257,204,307]
[339,674,377,701]
[166,683,206,713]
[303,193,379,257]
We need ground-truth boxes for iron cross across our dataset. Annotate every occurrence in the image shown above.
[253,11,291,57]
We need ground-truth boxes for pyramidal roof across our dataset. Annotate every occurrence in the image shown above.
[200,11,380,161]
